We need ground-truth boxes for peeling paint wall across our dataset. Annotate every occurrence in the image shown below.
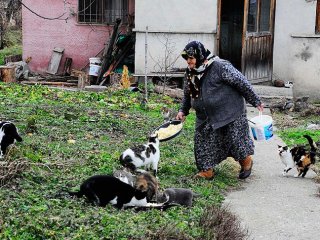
[273,0,320,100]
[22,0,134,74]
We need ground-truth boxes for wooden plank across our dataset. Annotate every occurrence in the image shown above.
[20,81,77,87]
[47,47,65,75]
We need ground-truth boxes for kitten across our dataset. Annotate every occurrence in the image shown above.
[156,188,199,207]
[290,135,318,178]
[278,145,295,176]
[0,121,23,158]
[113,169,136,186]
[119,133,160,176]
[135,172,158,201]
[68,175,148,209]
[160,106,177,122]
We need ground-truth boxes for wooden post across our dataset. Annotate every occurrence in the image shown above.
[0,66,16,83]
[144,26,148,101]
[78,73,89,89]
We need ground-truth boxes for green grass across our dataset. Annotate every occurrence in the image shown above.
[0,83,240,239]
[0,28,22,65]
[274,113,320,146]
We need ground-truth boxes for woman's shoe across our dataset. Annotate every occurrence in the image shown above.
[194,168,214,180]
[239,156,253,179]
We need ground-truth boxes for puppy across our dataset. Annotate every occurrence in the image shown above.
[0,121,23,158]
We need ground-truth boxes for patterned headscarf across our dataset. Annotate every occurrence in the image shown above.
[181,41,211,68]
[181,41,216,98]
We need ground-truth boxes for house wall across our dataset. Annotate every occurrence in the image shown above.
[134,0,218,75]
[22,0,134,74]
[273,0,320,101]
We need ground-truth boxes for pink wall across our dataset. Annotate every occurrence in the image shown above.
[22,0,134,74]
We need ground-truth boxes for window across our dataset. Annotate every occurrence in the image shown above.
[316,0,320,34]
[78,0,128,24]
[247,0,271,33]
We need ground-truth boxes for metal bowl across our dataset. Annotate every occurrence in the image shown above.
[153,120,183,142]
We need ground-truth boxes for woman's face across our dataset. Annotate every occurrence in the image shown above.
[187,57,196,69]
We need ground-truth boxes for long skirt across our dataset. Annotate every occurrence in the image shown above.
[194,113,254,171]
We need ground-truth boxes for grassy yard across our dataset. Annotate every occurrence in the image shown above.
[0,83,241,239]
[0,29,22,65]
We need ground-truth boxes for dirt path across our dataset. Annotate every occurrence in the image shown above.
[223,107,320,240]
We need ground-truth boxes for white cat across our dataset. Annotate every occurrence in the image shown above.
[119,134,160,176]
[278,145,295,177]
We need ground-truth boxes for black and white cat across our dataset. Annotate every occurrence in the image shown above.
[278,145,295,176]
[119,134,160,176]
[156,188,199,207]
[68,175,165,209]
[68,175,149,209]
[0,121,23,158]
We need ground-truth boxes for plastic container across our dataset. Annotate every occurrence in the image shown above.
[249,112,273,141]
[89,64,101,76]
[89,57,102,65]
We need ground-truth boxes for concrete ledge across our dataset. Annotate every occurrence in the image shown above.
[84,85,107,92]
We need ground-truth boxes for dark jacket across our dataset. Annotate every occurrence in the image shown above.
[179,57,261,130]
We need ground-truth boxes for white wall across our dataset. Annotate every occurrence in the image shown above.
[134,0,218,74]
[273,0,320,100]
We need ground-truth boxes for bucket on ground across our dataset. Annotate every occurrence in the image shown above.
[249,113,273,141]
[89,57,102,76]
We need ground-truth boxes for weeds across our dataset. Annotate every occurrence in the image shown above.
[0,83,240,239]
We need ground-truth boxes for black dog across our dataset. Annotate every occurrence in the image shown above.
[0,121,23,158]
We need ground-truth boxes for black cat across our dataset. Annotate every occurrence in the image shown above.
[68,175,148,209]
[0,121,22,158]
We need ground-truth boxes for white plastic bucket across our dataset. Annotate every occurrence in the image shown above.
[89,64,101,76]
[249,113,273,141]
[89,57,101,65]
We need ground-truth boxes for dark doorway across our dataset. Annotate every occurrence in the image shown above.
[219,0,244,71]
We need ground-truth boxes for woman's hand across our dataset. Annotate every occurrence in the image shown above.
[176,111,186,122]
[257,103,264,112]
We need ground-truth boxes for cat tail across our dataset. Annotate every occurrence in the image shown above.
[192,192,201,198]
[303,135,318,164]
[303,135,318,151]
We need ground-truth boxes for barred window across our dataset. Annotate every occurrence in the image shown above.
[78,0,128,24]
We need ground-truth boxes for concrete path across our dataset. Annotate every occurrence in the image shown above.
[223,107,320,240]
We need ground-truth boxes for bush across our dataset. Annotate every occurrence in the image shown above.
[199,205,249,240]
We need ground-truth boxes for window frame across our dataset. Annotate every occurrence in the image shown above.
[247,0,272,35]
[77,0,128,25]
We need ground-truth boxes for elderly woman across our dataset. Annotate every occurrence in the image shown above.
[176,41,263,180]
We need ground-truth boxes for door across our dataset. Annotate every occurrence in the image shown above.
[217,0,276,83]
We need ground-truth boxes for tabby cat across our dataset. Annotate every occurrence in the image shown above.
[113,169,136,186]
[160,106,177,122]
